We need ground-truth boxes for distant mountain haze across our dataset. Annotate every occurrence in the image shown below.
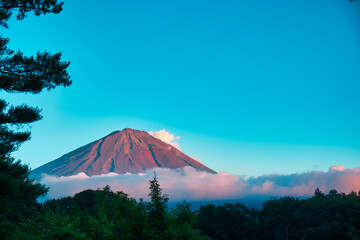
[31,128,216,178]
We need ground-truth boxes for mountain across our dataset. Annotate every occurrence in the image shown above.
[31,128,216,178]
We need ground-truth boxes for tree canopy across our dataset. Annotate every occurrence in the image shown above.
[196,189,360,240]
[0,0,71,157]
[0,1,71,238]
[0,0,63,28]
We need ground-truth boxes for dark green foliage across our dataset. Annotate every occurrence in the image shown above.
[143,174,210,239]
[142,174,209,239]
[0,0,71,157]
[0,219,34,240]
[15,178,209,240]
[145,173,170,238]
[0,156,48,221]
[20,211,89,240]
[0,50,71,93]
[258,196,303,240]
[4,171,360,240]
[0,1,71,238]
[0,47,70,156]
[74,189,100,212]
[0,0,63,28]
[0,155,48,239]
[168,201,210,240]
[196,202,257,240]
[173,201,197,226]
[112,191,146,239]
[196,190,360,240]
[296,189,360,240]
[0,99,42,155]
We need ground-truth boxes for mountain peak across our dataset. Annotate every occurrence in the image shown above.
[123,127,134,132]
[31,128,216,178]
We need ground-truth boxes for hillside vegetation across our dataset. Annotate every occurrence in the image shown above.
[1,171,360,240]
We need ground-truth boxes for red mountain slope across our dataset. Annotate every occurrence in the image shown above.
[31,128,216,177]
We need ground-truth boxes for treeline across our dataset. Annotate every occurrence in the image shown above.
[197,189,360,240]
[2,170,360,240]
[2,1,360,239]
[1,169,209,240]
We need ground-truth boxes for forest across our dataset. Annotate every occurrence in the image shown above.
[1,157,360,240]
[1,1,360,239]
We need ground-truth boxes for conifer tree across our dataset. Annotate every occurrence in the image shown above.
[0,0,71,157]
[146,173,170,238]
[0,1,71,236]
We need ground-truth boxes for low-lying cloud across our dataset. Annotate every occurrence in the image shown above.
[39,166,360,201]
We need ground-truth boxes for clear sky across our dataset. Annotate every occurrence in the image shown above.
[3,0,360,177]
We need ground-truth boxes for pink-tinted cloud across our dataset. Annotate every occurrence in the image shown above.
[149,129,180,149]
[330,165,346,171]
[39,166,360,201]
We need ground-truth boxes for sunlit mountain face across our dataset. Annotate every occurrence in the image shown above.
[31,128,216,178]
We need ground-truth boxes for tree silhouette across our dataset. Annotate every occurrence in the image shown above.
[146,173,170,237]
[0,1,71,238]
[0,0,71,157]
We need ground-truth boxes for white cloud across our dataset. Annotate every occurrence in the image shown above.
[39,166,360,201]
[149,129,180,149]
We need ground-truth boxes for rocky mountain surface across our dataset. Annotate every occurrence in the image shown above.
[31,128,216,178]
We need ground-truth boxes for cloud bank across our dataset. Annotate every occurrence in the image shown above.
[149,129,180,149]
[39,166,360,201]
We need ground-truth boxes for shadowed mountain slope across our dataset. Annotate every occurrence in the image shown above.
[31,128,216,177]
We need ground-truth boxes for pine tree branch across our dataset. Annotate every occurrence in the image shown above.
[0,70,23,76]
[0,5,36,9]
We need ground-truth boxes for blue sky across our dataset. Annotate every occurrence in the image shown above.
[3,0,360,176]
